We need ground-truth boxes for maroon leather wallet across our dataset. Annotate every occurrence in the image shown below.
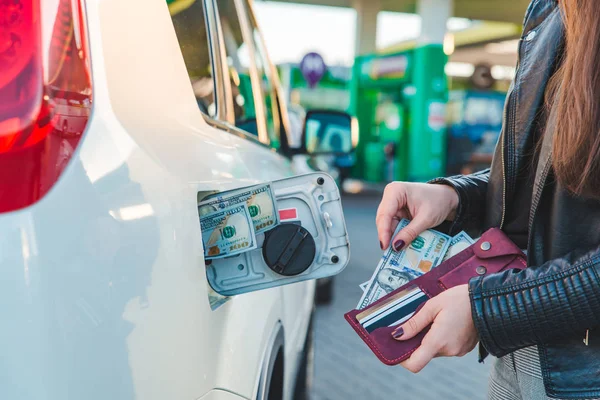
[344,228,526,366]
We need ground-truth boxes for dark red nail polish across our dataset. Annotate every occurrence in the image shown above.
[392,327,404,339]
[393,240,405,252]
[379,241,384,250]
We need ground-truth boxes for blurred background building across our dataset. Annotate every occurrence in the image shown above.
[254,0,528,187]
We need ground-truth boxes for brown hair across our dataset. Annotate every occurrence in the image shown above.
[549,1,600,198]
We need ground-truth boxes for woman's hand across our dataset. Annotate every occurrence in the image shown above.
[391,284,478,373]
[376,182,459,251]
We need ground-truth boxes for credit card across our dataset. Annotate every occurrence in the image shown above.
[356,285,420,323]
[362,291,427,333]
[361,289,424,326]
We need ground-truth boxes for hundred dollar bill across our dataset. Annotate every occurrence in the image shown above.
[358,233,473,295]
[442,231,475,262]
[200,203,257,259]
[199,183,278,234]
[208,284,230,310]
[356,219,451,309]
[359,281,368,292]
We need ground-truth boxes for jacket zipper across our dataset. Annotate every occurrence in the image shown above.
[527,153,552,234]
[500,98,517,229]
[500,136,507,229]
[500,37,526,229]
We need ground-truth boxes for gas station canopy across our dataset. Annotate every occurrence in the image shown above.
[268,0,530,24]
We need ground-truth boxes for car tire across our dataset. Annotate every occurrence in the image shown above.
[315,278,333,305]
[293,314,314,400]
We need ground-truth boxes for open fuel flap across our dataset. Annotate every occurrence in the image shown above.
[199,172,350,297]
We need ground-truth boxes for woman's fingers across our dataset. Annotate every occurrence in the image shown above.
[396,301,443,373]
[376,182,459,251]
[392,299,438,341]
[399,327,447,373]
[396,286,478,373]
[376,183,407,249]
[399,338,438,373]
[390,216,431,252]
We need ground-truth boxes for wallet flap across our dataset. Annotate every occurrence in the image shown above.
[437,252,523,290]
[472,228,523,260]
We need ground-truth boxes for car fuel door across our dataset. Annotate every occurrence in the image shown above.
[200,172,349,296]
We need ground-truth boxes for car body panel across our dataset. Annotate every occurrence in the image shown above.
[0,0,314,399]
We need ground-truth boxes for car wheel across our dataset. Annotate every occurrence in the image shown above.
[294,314,314,400]
[315,278,333,305]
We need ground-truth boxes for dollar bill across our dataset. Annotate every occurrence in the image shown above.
[356,219,451,309]
[200,203,257,259]
[442,231,475,262]
[359,232,474,295]
[199,183,279,234]
[208,284,230,310]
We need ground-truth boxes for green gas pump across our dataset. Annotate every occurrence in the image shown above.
[364,100,407,182]
[350,45,448,183]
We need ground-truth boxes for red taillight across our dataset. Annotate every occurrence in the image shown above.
[0,0,92,213]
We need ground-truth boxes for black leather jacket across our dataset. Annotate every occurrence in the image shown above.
[437,1,600,398]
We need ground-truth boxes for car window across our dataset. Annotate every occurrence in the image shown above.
[242,1,281,149]
[217,0,264,139]
[168,0,216,118]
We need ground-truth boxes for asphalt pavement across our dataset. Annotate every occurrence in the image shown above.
[311,193,492,400]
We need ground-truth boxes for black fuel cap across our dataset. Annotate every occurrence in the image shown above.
[262,224,316,276]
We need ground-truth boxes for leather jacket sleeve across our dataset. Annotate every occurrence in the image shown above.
[430,169,490,235]
[469,244,600,358]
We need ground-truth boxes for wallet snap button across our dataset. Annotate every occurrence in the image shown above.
[476,266,487,275]
[480,241,491,251]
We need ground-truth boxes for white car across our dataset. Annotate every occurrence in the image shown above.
[0,0,353,399]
